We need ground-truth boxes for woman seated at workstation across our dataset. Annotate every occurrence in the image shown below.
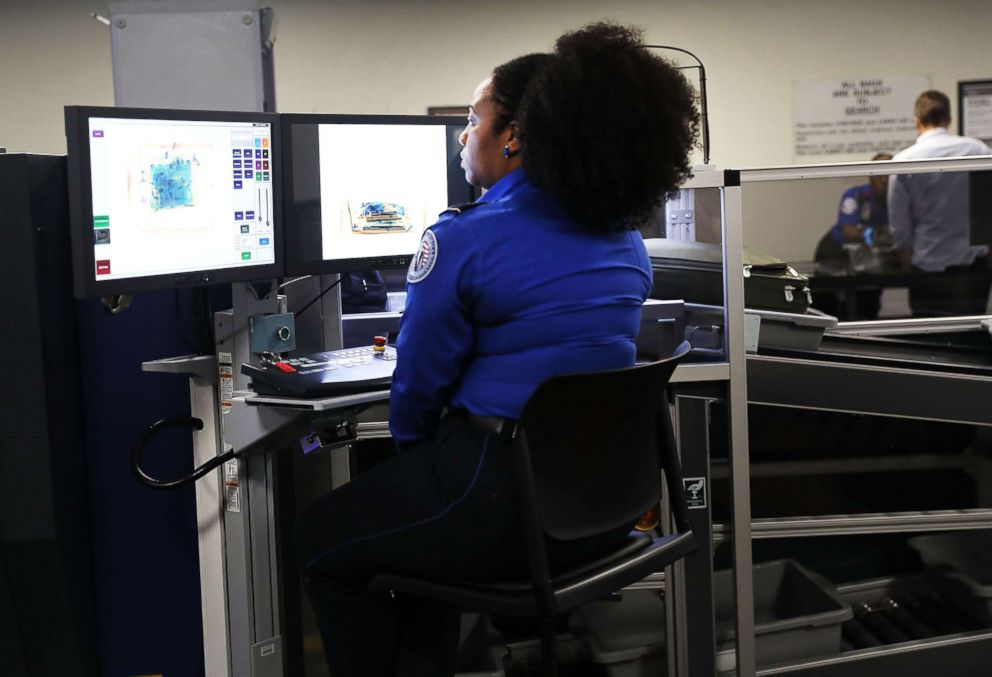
[294,22,700,676]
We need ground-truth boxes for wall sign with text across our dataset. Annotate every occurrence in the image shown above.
[794,75,930,161]
[959,80,992,145]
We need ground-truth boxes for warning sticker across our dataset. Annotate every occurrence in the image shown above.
[225,485,241,513]
[224,458,241,513]
[683,477,707,509]
[224,456,239,487]
[220,374,234,412]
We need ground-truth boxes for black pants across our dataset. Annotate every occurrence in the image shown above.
[294,414,631,677]
[909,257,991,318]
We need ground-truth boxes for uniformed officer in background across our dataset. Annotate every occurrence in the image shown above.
[294,22,700,676]
[814,153,893,318]
[832,152,893,247]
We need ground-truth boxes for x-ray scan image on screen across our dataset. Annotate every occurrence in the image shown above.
[317,124,449,262]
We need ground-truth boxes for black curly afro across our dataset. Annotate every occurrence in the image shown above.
[489,23,700,231]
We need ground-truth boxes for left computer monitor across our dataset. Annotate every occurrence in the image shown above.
[65,106,283,298]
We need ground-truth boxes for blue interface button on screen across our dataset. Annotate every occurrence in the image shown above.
[232,149,240,157]
[246,210,255,219]
[259,237,270,246]
[235,211,244,220]
[233,170,243,179]
[255,138,261,148]
[234,180,243,189]
[255,149,262,159]
[245,170,253,179]
[233,160,241,168]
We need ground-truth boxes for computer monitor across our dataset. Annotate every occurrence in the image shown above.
[65,106,283,298]
[281,114,476,275]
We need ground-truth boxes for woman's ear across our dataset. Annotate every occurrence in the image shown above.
[505,121,522,155]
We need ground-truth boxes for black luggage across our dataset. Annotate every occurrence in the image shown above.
[644,238,811,313]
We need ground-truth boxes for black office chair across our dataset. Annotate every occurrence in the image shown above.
[369,341,696,675]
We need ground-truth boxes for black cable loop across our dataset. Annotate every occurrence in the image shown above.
[132,415,238,490]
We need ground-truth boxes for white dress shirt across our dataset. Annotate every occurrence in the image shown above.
[888,128,991,272]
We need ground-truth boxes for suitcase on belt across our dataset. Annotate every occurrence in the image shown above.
[644,238,811,313]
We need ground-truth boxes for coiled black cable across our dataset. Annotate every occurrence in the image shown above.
[132,415,238,489]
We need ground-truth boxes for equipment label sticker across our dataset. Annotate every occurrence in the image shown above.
[683,477,707,509]
[224,457,241,513]
[225,486,241,513]
[218,352,234,413]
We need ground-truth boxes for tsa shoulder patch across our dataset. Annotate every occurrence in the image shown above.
[408,230,439,283]
[841,196,858,215]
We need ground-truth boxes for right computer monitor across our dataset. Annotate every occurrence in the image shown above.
[282,114,476,275]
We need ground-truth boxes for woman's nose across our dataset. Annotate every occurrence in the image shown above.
[458,127,468,147]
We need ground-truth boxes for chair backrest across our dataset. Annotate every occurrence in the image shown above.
[514,341,692,542]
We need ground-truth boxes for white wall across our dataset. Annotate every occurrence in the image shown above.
[3,0,992,259]
[0,1,114,155]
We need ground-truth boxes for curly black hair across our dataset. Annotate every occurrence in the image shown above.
[489,23,700,231]
[490,53,555,132]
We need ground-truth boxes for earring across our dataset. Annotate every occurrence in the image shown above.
[503,145,511,159]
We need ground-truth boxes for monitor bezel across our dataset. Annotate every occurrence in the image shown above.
[65,105,284,298]
[280,112,475,276]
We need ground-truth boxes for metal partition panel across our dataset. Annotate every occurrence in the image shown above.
[671,394,718,677]
[668,168,753,676]
[722,176,757,677]
[733,155,992,676]
[190,376,230,677]
[109,0,268,112]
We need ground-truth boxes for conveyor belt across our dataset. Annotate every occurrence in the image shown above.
[760,331,992,377]
[746,342,992,427]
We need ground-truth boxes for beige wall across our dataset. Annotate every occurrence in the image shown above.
[3,0,992,260]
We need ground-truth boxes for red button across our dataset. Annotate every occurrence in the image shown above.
[275,362,296,373]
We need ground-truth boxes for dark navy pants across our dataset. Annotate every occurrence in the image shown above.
[294,414,630,676]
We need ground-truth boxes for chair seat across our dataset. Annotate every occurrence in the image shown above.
[369,530,695,617]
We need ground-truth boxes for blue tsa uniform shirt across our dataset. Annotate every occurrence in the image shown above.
[831,184,887,244]
[389,168,652,450]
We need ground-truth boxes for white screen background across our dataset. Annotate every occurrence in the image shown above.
[318,124,449,262]
[89,117,272,280]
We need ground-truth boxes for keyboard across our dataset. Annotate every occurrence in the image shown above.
[241,346,397,398]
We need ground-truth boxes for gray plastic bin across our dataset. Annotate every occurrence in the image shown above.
[714,559,852,673]
[570,560,851,675]
[909,531,992,624]
[744,308,837,352]
[455,613,506,677]
[570,590,666,676]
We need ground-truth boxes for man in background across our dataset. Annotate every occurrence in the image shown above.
[888,89,991,316]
